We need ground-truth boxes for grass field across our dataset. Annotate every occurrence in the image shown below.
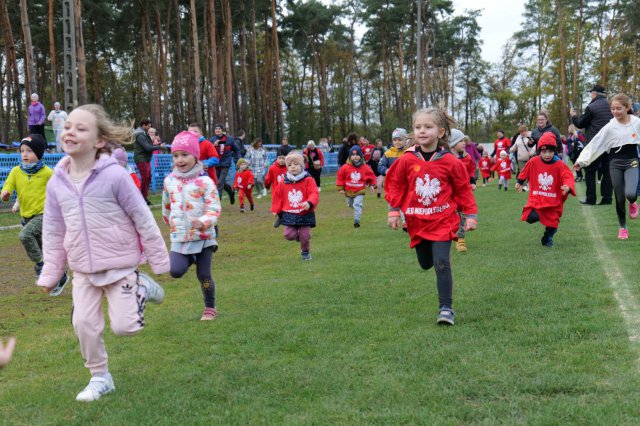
[2,175,640,424]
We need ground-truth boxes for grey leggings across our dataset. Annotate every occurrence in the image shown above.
[609,157,639,227]
[169,246,216,308]
[415,240,453,308]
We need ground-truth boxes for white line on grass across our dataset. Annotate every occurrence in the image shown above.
[580,202,640,351]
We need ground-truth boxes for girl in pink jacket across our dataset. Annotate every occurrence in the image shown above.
[38,104,170,402]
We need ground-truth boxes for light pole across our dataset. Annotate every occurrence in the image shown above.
[415,0,421,109]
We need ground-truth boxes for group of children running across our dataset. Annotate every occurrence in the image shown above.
[3,92,637,401]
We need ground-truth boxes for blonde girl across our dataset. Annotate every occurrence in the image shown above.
[384,108,478,325]
[574,94,640,239]
[38,104,170,402]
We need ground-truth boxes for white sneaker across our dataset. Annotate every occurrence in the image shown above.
[262,189,267,197]
[76,374,115,402]
[137,271,164,304]
[256,194,263,199]
[317,187,322,192]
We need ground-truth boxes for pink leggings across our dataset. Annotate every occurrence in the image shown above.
[72,272,144,375]
[284,226,311,252]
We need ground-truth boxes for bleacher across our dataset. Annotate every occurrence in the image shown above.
[0,151,339,209]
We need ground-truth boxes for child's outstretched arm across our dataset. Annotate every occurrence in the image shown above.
[117,173,170,275]
[38,185,68,290]
[198,179,222,230]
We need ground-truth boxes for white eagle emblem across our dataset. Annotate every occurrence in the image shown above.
[538,172,553,191]
[415,173,441,206]
[500,161,507,169]
[350,171,361,183]
[288,189,303,207]
[277,174,284,183]
[237,177,242,184]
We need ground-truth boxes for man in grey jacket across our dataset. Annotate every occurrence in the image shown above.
[133,119,154,205]
[571,84,613,205]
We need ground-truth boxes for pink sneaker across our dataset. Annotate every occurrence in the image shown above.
[630,202,639,219]
[618,228,629,240]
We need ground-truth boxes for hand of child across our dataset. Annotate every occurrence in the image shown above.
[464,218,477,231]
[561,185,570,195]
[191,219,205,230]
[369,185,375,193]
[387,216,401,230]
[247,184,253,189]
[0,337,16,368]
[515,183,523,192]
[11,201,19,214]
[301,201,310,211]
[471,183,477,191]
[0,190,10,202]
[339,190,345,194]
[572,163,581,171]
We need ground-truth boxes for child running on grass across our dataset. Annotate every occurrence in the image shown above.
[273,152,319,260]
[516,132,575,247]
[573,93,640,240]
[449,129,477,252]
[478,151,493,187]
[1,134,69,296]
[265,154,288,227]
[162,131,221,320]
[38,104,169,402]
[493,150,512,191]
[336,145,377,228]
[233,158,255,212]
[385,107,477,325]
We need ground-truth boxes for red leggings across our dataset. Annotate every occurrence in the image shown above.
[238,188,254,207]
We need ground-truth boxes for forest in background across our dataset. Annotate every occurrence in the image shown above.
[0,0,639,145]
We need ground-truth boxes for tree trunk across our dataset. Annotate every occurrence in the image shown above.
[173,0,184,127]
[223,0,234,133]
[239,1,249,133]
[271,0,283,141]
[74,0,88,104]
[19,0,36,97]
[208,0,220,128]
[157,6,169,139]
[571,0,583,103]
[48,0,57,102]
[0,0,24,138]
[190,0,203,126]
[601,0,619,85]
[556,0,568,131]
[250,0,262,138]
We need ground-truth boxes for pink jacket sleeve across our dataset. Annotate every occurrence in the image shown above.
[38,183,68,289]
[116,173,170,275]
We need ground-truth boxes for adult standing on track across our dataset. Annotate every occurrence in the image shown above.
[28,94,46,138]
[571,84,614,205]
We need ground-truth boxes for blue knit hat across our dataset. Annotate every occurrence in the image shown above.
[349,145,364,158]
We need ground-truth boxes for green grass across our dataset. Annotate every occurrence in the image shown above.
[2,176,640,424]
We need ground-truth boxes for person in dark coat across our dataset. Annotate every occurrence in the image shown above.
[570,84,614,205]
[338,132,358,166]
[210,123,240,204]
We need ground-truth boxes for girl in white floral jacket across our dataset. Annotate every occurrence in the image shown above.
[162,131,221,320]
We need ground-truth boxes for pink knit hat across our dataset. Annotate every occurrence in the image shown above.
[171,131,200,159]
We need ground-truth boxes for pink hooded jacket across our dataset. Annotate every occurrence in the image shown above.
[37,154,169,289]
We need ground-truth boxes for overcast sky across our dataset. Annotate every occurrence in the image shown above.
[451,0,526,63]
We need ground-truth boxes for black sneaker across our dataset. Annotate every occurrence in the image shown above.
[145,199,152,206]
[250,204,255,211]
[50,271,70,297]
[354,222,360,228]
[229,191,235,205]
[377,193,381,199]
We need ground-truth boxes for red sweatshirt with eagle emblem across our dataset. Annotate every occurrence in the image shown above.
[517,156,575,227]
[384,146,477,246]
